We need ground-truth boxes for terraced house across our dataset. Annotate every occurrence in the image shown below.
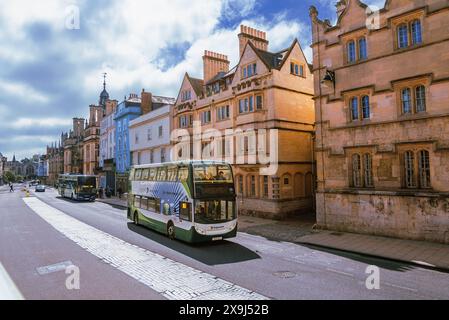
[173,25,315,219]
[310,0,449,243]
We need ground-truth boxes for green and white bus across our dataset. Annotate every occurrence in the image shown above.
[127,160,237,243]
[58,174,97,201]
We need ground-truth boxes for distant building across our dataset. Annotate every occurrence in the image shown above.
[310,0,449,243]
[99,99,118,192]
[47,142,64,185]
[63,118,85,175]
[114,93,142,192]
[0,153,7,185]
[129,92,175,166]
[37,155,49,182]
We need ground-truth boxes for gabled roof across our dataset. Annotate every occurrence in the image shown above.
[186,73,204,96]
[246,38,309,72]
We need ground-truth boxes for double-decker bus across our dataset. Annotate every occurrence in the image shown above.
[128,160,237,243]
[58,174,97,201]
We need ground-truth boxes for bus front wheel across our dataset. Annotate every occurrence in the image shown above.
[167,222,175,240]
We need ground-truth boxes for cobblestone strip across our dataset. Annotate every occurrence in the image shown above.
[23,197,267,300]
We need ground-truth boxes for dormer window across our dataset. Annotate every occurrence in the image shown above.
[290,61,305,77]
[242,63,257,79]
[181,90,192,102]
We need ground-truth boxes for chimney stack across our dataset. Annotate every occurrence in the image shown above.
[141,89,153,115]
[238,25,269,57]
[203,50,230,83]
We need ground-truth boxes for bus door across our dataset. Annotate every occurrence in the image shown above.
[179,202,192,222]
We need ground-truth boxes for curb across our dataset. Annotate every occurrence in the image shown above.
[295,240,449,273]
[96,199,128,209]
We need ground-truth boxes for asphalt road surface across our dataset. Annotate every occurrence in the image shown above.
[1,184,448,300]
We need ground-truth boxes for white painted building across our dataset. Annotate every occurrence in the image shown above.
[129,96,175,165]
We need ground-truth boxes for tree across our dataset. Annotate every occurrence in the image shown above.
[3,171,15,183]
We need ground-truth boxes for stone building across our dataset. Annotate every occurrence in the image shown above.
[173,25,316,219]
[63,118,85,175]
[310,0,449,243]
[83,105,103,175]
[47,142,64,185]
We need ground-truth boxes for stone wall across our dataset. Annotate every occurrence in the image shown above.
[316,192,449,244]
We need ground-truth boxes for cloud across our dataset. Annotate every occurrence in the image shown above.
[0,80,50,103]
[0,0,309,160]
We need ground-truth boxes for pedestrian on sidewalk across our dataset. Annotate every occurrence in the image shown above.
[9,183,14,192]
[117,187,123,199]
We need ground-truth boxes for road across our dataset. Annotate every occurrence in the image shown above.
[1,183,448,300]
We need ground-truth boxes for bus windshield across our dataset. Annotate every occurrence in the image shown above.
[194,200,236,224]
[193,164,233,184]
[77,176,96,193]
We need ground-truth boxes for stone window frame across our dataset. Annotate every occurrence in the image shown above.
[394,77,430,117]
[216,104,231,122]
[290,59,306,78]
[399,147,432,190]
[200,109,212,125]
[348,149,375,189]
[391,10,424,51]
[241,61,258,80]
[342,30,368,65]
[344,89,372,123]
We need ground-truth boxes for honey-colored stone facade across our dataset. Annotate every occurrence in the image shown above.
[173,26,315,219]
[310,0,449,243]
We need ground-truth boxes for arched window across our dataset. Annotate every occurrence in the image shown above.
[398,24,409,48]
[401,88,412,114]
[358,37,367,60]
[415,85,426,112]
[363,154,373,187]
[361,96,370,119]
[347,41,356,63]
[411,20,422,45]
[418,150,431,188]
[404,151,416,188]
[294,173,305,197]
[351,97,359,121]
[352,154,362,187]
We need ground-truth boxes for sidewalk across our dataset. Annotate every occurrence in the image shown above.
[96,196,449,271]
[96,196,128,208]
[239,215,449,271]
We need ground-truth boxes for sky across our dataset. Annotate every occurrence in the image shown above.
[0,0,386,160]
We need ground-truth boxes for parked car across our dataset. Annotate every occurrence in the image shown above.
[35,185,46,192]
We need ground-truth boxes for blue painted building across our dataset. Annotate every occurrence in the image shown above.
[114,93,142,192]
